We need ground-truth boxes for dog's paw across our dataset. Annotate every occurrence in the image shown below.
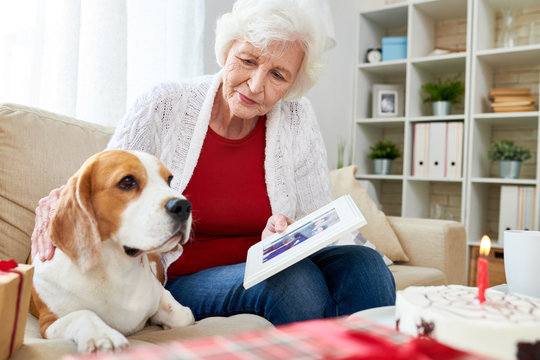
[77,327,129,353]
[163,305,195,329]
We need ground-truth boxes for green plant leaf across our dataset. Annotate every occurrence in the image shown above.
[368,140,401,160]
[421,73,465,104]
[488,139,531,161]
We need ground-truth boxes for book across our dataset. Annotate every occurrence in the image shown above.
[491,105,536,113]
[492,96,537,103]
[489,88,531,98]
[243,195,366,289]
[490,101,534,107]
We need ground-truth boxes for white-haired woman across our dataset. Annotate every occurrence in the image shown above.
[32,0,395,325]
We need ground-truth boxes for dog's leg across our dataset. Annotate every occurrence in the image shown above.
[45,310,129,353]
[150,288,194,328]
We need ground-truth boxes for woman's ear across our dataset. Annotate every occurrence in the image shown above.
[49,157,102,272]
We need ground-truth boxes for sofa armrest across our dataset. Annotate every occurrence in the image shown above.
[387,216,467,285]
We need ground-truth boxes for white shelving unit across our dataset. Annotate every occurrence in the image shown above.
[353,0,540,269]
[353,0,472,221]
[466,0,540,249]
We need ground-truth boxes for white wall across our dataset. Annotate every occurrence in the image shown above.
[203,0,362,169]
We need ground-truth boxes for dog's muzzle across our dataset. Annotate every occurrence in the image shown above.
[165,198,192,222]
[122,199,191,257]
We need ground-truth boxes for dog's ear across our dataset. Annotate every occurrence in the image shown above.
[49,156,101,272]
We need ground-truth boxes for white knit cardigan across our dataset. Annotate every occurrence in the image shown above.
[106,72,334,220]
[106,72,334,275]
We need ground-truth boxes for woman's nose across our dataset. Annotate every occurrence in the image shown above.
[248,69,265,94]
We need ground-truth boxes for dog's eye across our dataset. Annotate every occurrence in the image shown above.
[118,175,137,191]
[167,175,173,186]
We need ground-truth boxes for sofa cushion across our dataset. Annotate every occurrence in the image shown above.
[0,103,114,263]
[12,314,272,360]
[389,264,445,290]
[329,166,409,262]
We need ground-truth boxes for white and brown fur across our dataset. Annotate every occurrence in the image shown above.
[30,150,194,353]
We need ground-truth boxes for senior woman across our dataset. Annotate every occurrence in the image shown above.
[31,0,396,325]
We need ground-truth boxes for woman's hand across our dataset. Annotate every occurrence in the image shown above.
[31,186,63,261]
[262,214,293,240]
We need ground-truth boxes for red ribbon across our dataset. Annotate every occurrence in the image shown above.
[0,259,23,357]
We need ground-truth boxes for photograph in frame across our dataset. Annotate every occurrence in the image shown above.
[262,209,340,262]
[372,84,404,118]
[243,195,366,289]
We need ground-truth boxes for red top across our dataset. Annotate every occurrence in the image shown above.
[167,116,272,279]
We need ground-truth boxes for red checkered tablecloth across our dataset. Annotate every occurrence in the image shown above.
[62,316,488,360]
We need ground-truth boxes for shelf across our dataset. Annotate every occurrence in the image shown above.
[473,112,539,121]
[354,174,404,181]
[411,53,466,74]
[406,176,464,183]
[358,61,407,76]
[476,45,540,67]
[482,0,540,9]
[409,115,465,122]
[468,240,503,250]
[360,3,409,28]
[470,177,537,185]
[355,117,406,125]
[413,0,469,19]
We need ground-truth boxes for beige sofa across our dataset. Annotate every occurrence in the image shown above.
[0,103,466,359]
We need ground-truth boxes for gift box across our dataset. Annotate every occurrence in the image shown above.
[382,36,407,61]
[0,261,34,360]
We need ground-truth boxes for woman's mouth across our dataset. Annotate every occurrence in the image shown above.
[238,92,257,105]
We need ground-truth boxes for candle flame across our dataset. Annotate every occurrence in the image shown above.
[480,235,491,256]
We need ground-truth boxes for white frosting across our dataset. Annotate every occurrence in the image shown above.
[396,285,540,360]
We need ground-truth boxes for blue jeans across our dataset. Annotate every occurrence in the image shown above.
[165,245,396,325]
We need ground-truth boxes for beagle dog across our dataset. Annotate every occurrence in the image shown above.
[31,150,194,353]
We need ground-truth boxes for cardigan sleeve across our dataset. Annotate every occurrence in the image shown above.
[289,98,334,218]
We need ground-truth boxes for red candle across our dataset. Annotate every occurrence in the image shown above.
[477,235,491,303]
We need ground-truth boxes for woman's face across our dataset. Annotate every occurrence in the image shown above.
[221,40,304,120]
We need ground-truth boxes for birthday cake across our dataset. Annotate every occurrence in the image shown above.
[395,285,540,360]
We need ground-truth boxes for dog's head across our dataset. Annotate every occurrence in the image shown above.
[49,150,192,272]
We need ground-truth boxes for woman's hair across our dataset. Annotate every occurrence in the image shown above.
[215,0,327,101]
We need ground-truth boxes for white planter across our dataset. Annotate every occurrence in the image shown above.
[373,158,393,175]
[498,160,522,179]
[432,101,451,116]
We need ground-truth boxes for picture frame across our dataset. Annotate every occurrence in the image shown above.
[372,84,404,118]
[243,195,366,289]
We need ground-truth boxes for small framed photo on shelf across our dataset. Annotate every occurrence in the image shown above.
[372,84,404,118]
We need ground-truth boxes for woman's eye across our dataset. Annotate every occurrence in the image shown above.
[272,71,284,80]
[242,58,255,65]
[167,175,173,186]
[118,175,137,190]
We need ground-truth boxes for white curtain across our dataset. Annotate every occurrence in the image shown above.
[0,0,205,126]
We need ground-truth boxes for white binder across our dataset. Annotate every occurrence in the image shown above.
[413,123,429,177]
[499,185,519,243]
[520,186,536,231]
[428,122,446,178]
[445,121,463,178]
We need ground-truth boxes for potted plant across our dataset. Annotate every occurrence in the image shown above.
[336,137,352,169]
[488,139,531,178]
[368,140,401,175]
[421,74,465,116]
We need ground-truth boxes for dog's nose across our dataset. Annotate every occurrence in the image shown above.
[166,198,192,221]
